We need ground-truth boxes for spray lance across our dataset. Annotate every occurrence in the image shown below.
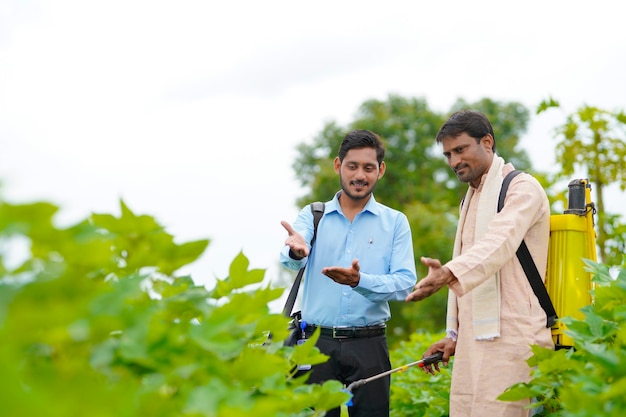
[343,351,444,405]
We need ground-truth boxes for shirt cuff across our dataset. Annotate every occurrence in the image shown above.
[446,264,464,296]
[446,329,458,341]
[288,248,304,260]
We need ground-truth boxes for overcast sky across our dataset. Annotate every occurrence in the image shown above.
[1,0,625,290]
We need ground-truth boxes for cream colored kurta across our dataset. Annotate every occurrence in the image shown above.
[445,163,554,417]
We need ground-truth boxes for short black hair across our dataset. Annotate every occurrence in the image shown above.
[338,130,385,164]
[436,110,496,151]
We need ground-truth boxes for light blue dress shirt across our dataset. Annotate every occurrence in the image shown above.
[280,192,417,327]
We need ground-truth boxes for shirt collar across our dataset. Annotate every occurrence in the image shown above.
[327,191,380,216]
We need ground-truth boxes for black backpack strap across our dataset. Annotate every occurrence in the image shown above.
[517,241,558,327]
[499,170,557,328]
[282,202,325,317]
[310,201,324,247]
[498,170,523,212]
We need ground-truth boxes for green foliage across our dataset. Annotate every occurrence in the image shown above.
[292,94,535,341]
[499,257,626,416]
[294,95,533,212]
[537,99,626,264]
[554,106,626,188]
[0,199,348,417]
[389,332,452,417]
[604,214,626,265]
[537,97,560,114]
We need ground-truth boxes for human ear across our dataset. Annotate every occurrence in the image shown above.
[481,134,494,152]
[378,161,386,179]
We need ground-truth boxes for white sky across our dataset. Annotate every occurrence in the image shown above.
[1,0,625,290]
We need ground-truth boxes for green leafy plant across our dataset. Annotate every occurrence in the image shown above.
[0,199,348,417]
[499,257,626,416]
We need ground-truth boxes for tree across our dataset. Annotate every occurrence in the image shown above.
[291,94,534,341]
[538,99,626,265]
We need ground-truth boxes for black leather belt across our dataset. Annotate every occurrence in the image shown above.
[306,324,386,339]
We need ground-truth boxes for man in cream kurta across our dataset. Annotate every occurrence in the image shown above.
[406,110,554,417]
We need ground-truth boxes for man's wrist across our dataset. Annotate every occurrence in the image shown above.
[442,266,457,285]
[446,329,458,342]
[350,272,360,288]
[289,248,304,260]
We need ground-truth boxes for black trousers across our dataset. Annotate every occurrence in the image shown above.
[306,333,391,417]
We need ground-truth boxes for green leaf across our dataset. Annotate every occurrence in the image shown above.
[213,252,266,298]
[0,201,59,236]
[536,97,560,114]
[190,316,248,360]
[184,380,231,415]
[498,382,535,401]
[313,380,352,411]
[578,342,619,370]
[231,347,288,388]
[288,328,329,369]
[560,310,618,343]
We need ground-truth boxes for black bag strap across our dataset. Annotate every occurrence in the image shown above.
[282,202,325,317]
[499,170,557,328]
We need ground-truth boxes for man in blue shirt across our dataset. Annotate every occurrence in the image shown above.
[280,129,417,417]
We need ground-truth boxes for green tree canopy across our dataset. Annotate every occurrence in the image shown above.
[538,99,626,265]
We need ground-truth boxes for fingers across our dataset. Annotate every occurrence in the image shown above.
[408,257,442,302]
[422,365,436,375]
[280,220,295,235]
[405,281,431,302]
[351,259,360,272]
[421,354,439,375]
[442,339,456,366]
[421,341,450,375]
[406,285,423,302]
[321,263,360,287]
[405,289,423,302]
[420,256,442,268]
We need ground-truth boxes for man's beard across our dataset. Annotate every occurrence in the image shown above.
[340,176,377,200]
[454,164,475,184]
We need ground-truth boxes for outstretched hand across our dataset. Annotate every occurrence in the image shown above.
[322,259,361,287]
[405,257,456,302]
[281,220,309,259]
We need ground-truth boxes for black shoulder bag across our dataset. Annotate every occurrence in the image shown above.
[283,201,324,346]
[499,170,558,328]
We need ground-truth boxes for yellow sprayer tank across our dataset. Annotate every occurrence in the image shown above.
[546,179,597,348]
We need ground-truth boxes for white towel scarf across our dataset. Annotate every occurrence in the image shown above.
[446,155,506,340]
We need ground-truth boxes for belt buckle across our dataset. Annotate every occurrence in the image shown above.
[332,327,350,339]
